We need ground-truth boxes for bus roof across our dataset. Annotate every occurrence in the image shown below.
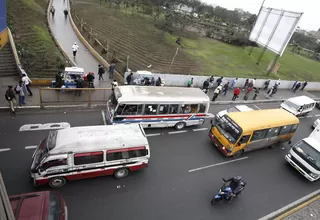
[285,96,316,105]
[116,86,210,103]
[49,124,149,154]
[227,109,299,133]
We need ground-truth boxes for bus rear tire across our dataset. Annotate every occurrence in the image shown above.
[175,122,186,130]
[233,150,244,158]
[48,177,67,188]
[114,168,129,179]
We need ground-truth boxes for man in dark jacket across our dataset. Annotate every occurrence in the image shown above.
[98,64,105,80]
[75,76,84,96]
[126,72,133,85]
[87,72,95,88]
[5,86,16,113]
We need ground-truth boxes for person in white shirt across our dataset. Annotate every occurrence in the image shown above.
[21,73,33,96]
[72,42,79,57]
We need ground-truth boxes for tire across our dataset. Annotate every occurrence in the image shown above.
[175,122,186,130]
[114,168,130,179]
[211,198,219,205]
[232,149,244,158]
[48,177,67,188]
[268,143,279,149]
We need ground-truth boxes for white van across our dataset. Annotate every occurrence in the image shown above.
[215,105,254,121]
[281,96,316,117]
[285,124,320,182]
[30,124,150,188]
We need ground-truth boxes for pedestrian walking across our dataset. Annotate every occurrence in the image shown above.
[98,64,105,80]
[244,86,252,100]
[87,72,95,88]
[209,76,214,83]
[21,73,33,96]
[151,77,155,86]
[187,78,193,87]
[72,42,79,57]
[231,78,238,89]
[55,72,63,88]
[263,80,270,90]
[212,85,222,101]
[252,88,260,100]
[5,86,16,114]
[222,82,229,96]
[156,77,162,86]
[249,78,256,88]
[293,82,301,93]
[50,6,55,17]
[216,77,223,86]
[291,81,298,90]
[75,75,84,96]
[63,8,68,19]
[126,72,133,85]
[15,80,27,106]
[243,79,249,90]
[301,81,308,91]
[111,79,118,91]
[232,87,240,101]
[108,63,116,79]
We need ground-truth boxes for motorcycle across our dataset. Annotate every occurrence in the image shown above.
[210,179,246,205]
[202,88,209,94]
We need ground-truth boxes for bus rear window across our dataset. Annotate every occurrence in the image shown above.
[48,192,62,220]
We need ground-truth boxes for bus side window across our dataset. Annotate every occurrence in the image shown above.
[74,152,103,165]
[250,129,268,142]
[190,104,199,113]
[290,124,298,133]
[266,127,280,138]
[122,105,143,115]
[181,104,192,113]
[169,104,179,114]
[159,104,169,114]
[115,104,125,115]
[107,152,123,161]
[239,135,250,145]
[199,104,206,113]
[279,125,292,135]
[144,104,158,115]
[41,159,68,170]
[128,148,148,158]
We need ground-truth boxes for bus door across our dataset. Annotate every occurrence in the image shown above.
[235,134,251,153]
[245,129,270,152]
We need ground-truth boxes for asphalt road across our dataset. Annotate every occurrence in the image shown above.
[1,103,320,220]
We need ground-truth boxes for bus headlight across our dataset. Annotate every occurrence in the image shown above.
[287,153,291,158]
[309,173,319,179]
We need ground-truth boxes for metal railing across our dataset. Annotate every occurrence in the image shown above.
[39,88,112,109]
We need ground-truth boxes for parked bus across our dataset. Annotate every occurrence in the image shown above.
[31,124,150,188]
[209,109,299,157]
[106,86,214,130]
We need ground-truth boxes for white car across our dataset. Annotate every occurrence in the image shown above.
[216,105,254,121]
[313,118,320,129]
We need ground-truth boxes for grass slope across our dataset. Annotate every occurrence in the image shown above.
[6,0,66,78]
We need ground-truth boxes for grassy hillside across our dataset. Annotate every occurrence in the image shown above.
[6,0,67,78]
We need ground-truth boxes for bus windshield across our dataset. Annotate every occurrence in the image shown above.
[293,140,320,171]
[215,116,242,144]
[284,101,299,110]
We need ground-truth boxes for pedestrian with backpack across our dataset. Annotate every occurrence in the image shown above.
[75,75,84,96]
[5,86,16,113]
[98,64,105,80]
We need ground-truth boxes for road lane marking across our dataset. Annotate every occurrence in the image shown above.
[315,114,320,117]
[146,133,161,137]
[101,110,107,125]
[25,145,37,149]
[193,128,208,132]
[306,115,313,118]
[168,130,188,134]
[0,148,11,152]
[298,117,304,119]
[253,104,261,110]
[188,157,249,173]
[19,123,70,132]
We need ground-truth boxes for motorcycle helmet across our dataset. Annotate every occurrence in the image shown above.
[234,176,242,182]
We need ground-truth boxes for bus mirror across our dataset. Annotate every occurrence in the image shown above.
[238,142,241,146]
[288,141,292,145]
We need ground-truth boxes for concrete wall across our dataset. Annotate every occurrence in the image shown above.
[124,71,320,91]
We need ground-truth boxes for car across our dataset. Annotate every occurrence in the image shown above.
[313,118,320,129]
[216,105,254,121]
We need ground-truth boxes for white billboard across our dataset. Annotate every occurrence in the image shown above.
[249,7,303,56]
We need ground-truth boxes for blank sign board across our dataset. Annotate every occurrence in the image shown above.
[249,7,303,56]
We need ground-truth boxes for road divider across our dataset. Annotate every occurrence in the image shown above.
[188,157,249,173]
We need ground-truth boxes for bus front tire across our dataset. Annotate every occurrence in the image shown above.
[233,150,244,158]
[114,168,130,179]
[48,177,67,188]
[175,122,186,130]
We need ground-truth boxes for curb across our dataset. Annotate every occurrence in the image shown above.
[258,189,320,220]
[0,104,107,112]
[67,0,124,84]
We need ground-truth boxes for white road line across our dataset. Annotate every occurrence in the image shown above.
[101,110,107,125]
[188,157,249,173]
[146,133,162,137]
[315,114,320,117]
[306,115,313,118]
[298,117,304,119]
[19,123,70,132]
[25,145,37,149]
[0,148,11,152]
[168,130,188,134]
[193,128,208,132]
[253,104,261,110]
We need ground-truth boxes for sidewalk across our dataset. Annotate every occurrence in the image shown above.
[259,190,320,220]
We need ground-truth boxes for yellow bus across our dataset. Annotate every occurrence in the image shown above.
[209,109,300,157]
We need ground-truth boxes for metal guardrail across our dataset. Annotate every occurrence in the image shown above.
[39,88,112,109]
[0,172,15,220]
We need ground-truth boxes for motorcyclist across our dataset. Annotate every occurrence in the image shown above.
[224,176,244,199]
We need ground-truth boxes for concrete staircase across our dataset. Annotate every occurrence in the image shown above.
[0,44,18,76]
